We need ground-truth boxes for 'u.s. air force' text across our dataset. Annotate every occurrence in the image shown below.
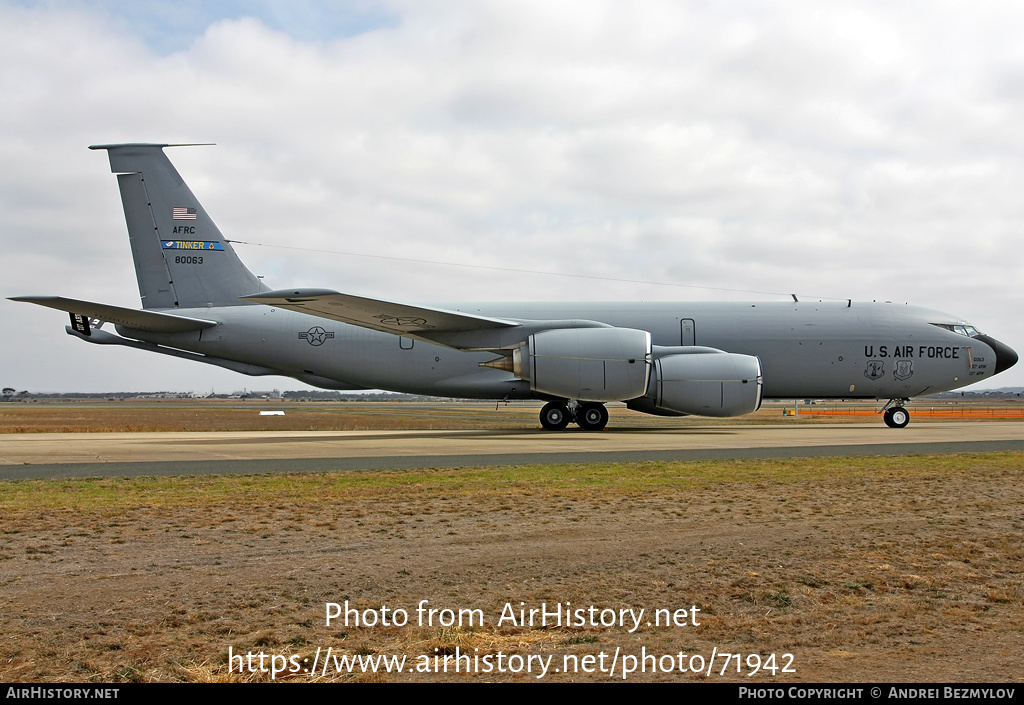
[864,344,960,359]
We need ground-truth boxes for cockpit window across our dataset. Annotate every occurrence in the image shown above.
[931,323,982,337]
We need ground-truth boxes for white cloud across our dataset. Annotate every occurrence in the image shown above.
[1,0,1021,391]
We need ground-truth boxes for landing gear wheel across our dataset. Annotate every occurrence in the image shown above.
[575,402,609,431]
[539,401,571,431]
[883,407,910,428]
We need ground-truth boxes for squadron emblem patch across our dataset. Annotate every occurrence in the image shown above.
[893,360,914,381]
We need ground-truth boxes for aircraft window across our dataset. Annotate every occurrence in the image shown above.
[930,323,982,338]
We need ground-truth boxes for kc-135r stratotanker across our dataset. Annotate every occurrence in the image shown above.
[12,144,1018,431]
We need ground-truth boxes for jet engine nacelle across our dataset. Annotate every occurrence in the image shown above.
[513,327,652,402]
[638,350,763,417]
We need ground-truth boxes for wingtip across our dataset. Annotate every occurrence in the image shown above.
[88,143,216,151]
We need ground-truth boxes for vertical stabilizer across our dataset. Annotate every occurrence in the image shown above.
[90,143,268,309]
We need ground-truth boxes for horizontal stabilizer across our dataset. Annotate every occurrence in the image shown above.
[10,296,217,333]
[244,289,517,337]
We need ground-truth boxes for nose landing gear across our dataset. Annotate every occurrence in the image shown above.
[880,399,910,428]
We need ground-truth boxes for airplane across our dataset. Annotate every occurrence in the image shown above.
[11,144,1019,431]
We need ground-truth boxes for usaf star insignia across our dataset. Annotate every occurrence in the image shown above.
[299,326,335,346]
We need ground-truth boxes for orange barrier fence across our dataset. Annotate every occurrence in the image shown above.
[788,406,1024,418]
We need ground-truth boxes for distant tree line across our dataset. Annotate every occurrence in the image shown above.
[0,389,460,402]
[4,388,1020,402]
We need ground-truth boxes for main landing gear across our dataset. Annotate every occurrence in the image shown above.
[539,401,571,431]
[880,399,910,428]
[539,401,609,431]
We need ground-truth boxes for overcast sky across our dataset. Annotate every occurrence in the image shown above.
[2,0,1022,393]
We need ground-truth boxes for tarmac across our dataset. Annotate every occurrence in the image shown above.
[0,421,1020,479]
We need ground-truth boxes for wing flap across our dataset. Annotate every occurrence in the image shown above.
[244,289,518,337]
[10,296,218,333]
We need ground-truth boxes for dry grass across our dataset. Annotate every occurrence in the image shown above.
[0,454,1007,511]
[1,451,1021,682]
[2,398,1020,434]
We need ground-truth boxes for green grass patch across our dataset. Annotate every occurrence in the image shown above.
[0,452,1018,513]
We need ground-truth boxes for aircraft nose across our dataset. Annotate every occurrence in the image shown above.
[975,334,1019,375]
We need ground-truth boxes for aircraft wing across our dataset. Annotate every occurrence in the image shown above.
[245,289,518,338]
[10,296,218,333]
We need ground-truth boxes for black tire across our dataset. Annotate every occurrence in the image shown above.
[889,406,910,428]
[539,401,571,431]
[576,402,609,431]
[883,407,910,428]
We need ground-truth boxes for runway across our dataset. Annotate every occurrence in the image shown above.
[1,421,1020,479]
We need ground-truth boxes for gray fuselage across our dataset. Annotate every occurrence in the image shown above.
[126,299,998,402]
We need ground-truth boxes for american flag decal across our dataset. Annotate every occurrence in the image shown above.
[172,206,198,220]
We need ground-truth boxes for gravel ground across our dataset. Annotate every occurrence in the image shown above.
[1,452,1021,682]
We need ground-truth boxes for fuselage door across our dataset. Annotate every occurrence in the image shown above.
[681,318,695,346]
